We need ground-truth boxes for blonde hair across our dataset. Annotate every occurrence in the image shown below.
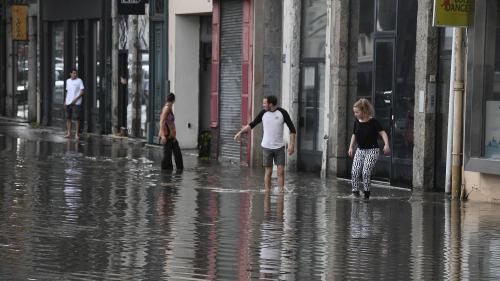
[353,98,374,118]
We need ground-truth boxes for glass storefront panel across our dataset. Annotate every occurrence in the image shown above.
[376,0,396,32]
[154,0,164,15]
[15,42,29,119]
[435,28,453,189]
[71,22,79,69]
[52,24,65,110]
[373,41,394,181]
[358,0,374,59]
[95,21,101,112]
[298,62,324,171]
[484,3,500,159]
[357,0,375,100]
[301,0,326,59]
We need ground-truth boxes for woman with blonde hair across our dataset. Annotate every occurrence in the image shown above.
[348,98,390,199]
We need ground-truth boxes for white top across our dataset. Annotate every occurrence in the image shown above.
[65,78,84,105]
[249,107,296,150]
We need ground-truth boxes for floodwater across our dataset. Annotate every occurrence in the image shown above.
[1,124,500,280]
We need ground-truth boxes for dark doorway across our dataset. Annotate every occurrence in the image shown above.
[199,16,212,134]
[353,0,417,187]
[298,61,324,172]
[298,0,327,173]
[118,51,128,130]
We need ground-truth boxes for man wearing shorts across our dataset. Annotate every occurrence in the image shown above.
[65,68,85,139]
[234,95,296,192]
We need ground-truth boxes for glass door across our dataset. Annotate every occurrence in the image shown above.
[298,62,324,172]
[372,40,395,181]
[51,23,65,124]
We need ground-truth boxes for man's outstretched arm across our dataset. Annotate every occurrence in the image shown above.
[234,109,266,141]
[234,125,251,140]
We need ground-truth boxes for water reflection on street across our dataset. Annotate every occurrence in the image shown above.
[1,131,500,280]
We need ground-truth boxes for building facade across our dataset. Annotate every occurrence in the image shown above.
[278,0,441,189]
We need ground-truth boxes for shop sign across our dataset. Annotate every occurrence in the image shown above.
[12,5,28,41]
[117,0,145,15]
[433,0,474,27]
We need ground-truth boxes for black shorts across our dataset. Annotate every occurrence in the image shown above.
[66,105,81,121]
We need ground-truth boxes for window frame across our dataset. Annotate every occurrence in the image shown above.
[464,0,500,175]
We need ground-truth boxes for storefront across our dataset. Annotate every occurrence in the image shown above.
[298,0,326,172]
[349,0,417,187]
[39,0,111,133]
[210,0,253,163]
[463,0,500,201]
[0,0,36,120]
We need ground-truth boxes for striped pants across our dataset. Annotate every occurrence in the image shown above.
[351,148,379,192]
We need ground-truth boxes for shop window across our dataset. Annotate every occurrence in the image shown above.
[154,0,164,15]
[465,0,500,174]
[301,0,326,59]
[484,5,500,159]
[376,0,396,32]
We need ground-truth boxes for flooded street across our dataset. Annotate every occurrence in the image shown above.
[1,123,500,280]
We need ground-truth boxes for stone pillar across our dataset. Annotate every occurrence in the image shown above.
[327,0,352,177]
[27,4,37,122]
[413,0,438,190]
[252,0,283,167]
[281,0,300,171]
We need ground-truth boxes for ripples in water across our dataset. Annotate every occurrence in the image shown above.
[1,135,500,280]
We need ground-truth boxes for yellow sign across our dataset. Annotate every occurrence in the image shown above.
[433,0,474,27]
[12,5,28,41]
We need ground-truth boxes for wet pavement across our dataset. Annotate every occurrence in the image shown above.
[1,121,500,280]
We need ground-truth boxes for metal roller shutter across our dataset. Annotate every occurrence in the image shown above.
[219,0,243,161]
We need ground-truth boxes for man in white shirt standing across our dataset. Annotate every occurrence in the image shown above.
[64,68,85,139]
[234,95,296,192]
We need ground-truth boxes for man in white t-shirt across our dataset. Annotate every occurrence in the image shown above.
[64,68,85,139]
[234,95,296,192]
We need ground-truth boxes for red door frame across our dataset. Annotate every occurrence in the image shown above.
[211,0,254,164]
[210,0,220,128]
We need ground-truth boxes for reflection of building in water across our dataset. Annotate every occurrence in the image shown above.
[63,142,82,222]
[280,192,298,280]
[259,193,284,278]
[459,203,500,280]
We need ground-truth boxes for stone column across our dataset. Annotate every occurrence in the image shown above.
[327,0,352,177]
[252,0,283,167]
[281,0,300,171]
[413,0,438,189]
